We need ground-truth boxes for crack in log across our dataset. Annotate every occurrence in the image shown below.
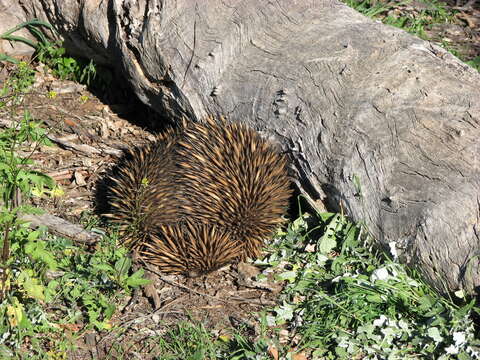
[399,170,442,182]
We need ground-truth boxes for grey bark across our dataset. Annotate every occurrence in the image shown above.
[1,0,479,294]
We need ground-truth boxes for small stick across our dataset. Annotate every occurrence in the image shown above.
[21,212,101,244]
[47,134,123,157]
[47,169,73,181]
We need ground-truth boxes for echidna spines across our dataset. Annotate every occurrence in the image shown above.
[105,128,181,248]
[141,220,243,276]
[175,116,292,259]
[106,115,292,273]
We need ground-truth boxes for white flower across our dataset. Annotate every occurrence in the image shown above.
[265,315,276,327]
[337,336,350,348]
[398,319,410,330]
[445,344,459,355]
[388,241,398,259]
[453,332,466,346]
[467,347,480,358]
[373,315,388,327]
[371,267,390,281]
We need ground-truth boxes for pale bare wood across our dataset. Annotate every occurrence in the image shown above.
[47,134,122,157]
[21,212,100,244]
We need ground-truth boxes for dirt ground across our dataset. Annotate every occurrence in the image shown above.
[428,0,480,60]
[376,0,480,61]
[0,2,478,357]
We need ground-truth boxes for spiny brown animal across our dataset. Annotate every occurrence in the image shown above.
[106,116,291,275]
[141,220,243,277]
[175,116,292,259]
[105,128,180,249]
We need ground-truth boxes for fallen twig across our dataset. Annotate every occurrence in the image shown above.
[47,134,123,157]
[47,168,75,181]
[21,212,101,244]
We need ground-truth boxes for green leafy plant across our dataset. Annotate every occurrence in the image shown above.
[0,19,54,64]
[45,233,150,331]
[0,111,54,203]
[152,321,225,360]
[0,54,62,357]
[35,43,98,86]
[228,332,271,360]
[0,18,103,88]
[466,56,480,71]
[383,1,453,40]
[0,109,54,298]
[257,208,480,359]
[0,23,143,358]
[343,0,395,18]
[0,227,152,358]
[0,61,36,107]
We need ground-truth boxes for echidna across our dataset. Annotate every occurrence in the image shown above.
[175,117,292,259]
[106,116,292,275]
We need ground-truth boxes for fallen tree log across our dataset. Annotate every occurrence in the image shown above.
[2,0,479,294]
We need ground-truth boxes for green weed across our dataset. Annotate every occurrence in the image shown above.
[0,228,150,359]
[0,85,55,304]
[343,0,395,18]
[0,61,36,107]
[34,41,115,92]
[1,18,109,90]
[125,206,480,359]
[257,210,480,359]
[153,321,225,360]
[466,56,480,71]
[384,1,454,39]
[227,332,271,360]
[35,43,97,86]
[0,111,53,203]
[0,19,54,64]
[346,0,454,39]
[0,57,147,357]
[99,319,271,360]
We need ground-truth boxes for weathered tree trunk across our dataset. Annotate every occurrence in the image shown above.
[2,0,480,294]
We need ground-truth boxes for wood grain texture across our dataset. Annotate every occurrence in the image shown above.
[4,0,480,293]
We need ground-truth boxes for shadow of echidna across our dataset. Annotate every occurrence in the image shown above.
[105,116,292,276]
